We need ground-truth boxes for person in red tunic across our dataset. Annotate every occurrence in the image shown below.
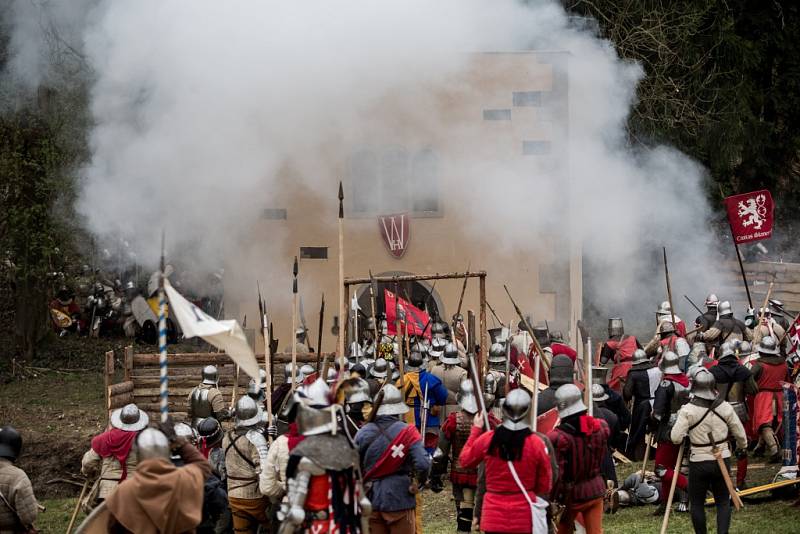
[749,335,787,462]
[599,318,641,393]
[459,388,552,534]
[433,379,500,533]
[547,384,610,534]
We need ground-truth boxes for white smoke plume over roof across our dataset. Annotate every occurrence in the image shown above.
[4,0,721,336]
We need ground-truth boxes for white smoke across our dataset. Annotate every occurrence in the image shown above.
[4,0,721,337]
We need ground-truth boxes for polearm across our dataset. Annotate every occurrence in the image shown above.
[504,321,512,396]
[395,282,405,388]
[157,231,169,423]
[316,294,325,371]
[455,263,471,319]
[337,182,346,373]
[420,382,429,438]
[368,270,380,345]
[291,256,299,391]
[503,284,550,370]
[663,247,677,329]
[258,283,273,440]
[468,351,490,430]
[486,300,504,326]
[531,338,540,430]
[586,337,593,416]
[683,294,704,316]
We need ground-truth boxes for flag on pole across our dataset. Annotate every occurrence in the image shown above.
[164,280,260,379]
[788,314,800,355]
[723,189,775,244]
[384,289,431,338]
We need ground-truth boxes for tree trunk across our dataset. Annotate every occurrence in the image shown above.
[13,278,47,361]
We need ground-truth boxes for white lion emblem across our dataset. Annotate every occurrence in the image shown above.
[737,193,768,229]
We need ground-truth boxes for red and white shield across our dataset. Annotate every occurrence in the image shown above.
[378,213,409,258]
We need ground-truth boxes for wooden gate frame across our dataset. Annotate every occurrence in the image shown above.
[343,270,488,378]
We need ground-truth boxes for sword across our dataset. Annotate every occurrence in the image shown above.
[709,432,744,510]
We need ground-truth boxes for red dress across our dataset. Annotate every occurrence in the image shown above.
[752,359,788,430]
[460,426,552,533]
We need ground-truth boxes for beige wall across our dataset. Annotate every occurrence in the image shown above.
[225,51,574,354]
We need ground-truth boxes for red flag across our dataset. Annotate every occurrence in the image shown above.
[723,189,774,244]
[789,314,800,354]
[384,289,431,339]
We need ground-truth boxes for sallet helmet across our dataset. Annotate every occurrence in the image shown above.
[235,396,263,428]
[137,428,171,461]
[502,388,532,431]
[757,335,779,355]
[591,383,609,402]
[691,368,717,401]
[375,384,409,416]
[457,379,479,414]
[704,294,720,309]
[0,426,23,462]
[440,342,460,365]
[555,384,587,419]
[717,301,733,317]
[202,365,219,386]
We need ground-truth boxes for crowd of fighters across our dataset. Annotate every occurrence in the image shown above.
[0,295,798,533]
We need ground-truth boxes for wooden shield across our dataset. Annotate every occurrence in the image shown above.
[378,213,409,259]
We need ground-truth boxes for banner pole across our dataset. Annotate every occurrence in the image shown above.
[158,231,169,423]
[291,256,298,391]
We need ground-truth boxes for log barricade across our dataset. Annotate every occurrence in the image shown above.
[105,346,329,422]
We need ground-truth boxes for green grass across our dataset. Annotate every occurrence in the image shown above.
[38,498,86,534]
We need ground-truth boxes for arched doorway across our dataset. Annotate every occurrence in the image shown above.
[355,271,444,326]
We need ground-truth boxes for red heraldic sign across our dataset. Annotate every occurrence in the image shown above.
[384,289,431,339]
[378,213,409,258]
[724,190,774,244]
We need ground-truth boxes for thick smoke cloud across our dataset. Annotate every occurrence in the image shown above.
[4,0,721,337]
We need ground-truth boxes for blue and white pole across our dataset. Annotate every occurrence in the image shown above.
[158,232,169,423]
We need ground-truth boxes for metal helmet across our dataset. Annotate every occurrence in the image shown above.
[488,342,506,364]
[375,384,409,416]
[110,403,150,432]
[608,318,624,338]
[718,342,736,360]
[704,294,720,309]
[656,301,671,316]
[591,383,609,402]
[202,365,219,386]
[390,362,400,381]
[738,340,753,356]
[300,364,315,379]
[533,323,550,345]
[411,342,429,357]
[407,350,425,371]
[302,377,333,407]
[196,417,223,447]
[555,384,587,418]
[0,426,22,462]
[502,388,532,431]
[137,428,171,461]
[757,335,779,355]
[351,363,367,378]
[592,367,608,386]
[296,382,338,436]
[344,378,371,404]
[631,349,649,366]
[718,301,733,317]
[246,379,264,401]
[660,351,681,375]
[549,354,574,387]
[768,298,785,316]
[635,482,659,504]
[431,321,447,338]
[325,367,338,384]
[440,342,460,365]
[658,321,676,335]
[235,396,262,428]
[348,342,365,361]
[488,327,508,344]
[174,422,197,444]
[457,379,479,414]
[370,358,389,378]
[429,337,447,359]
[691,368,717,401]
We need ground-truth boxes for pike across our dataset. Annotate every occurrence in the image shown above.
[503,284,550,370]
[708,432,743,510]
[291,256,299,391]
[420,382,430,438]
[586,336,593,416]
[683,294,704,316]
[258,283,273,440]
[486,300,503,326]
[663,247,676,329]
[659,439,686,534]
[468,350,490,430]
[532,340,540,431]
[337,182,346,374]
[504,321,512,396]
[368,270,380,349]
[455,263,471,319]
[395,281,405,388]
[316,293,325,370]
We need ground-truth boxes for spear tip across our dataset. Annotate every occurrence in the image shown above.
[338,182,344,218]
[293,256,298,277]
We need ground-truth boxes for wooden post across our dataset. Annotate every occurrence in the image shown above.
[479,274,487,383]
[124,346,134,382]
[291,256,299,391]
[104,350,115,419]
[344,283,351,356]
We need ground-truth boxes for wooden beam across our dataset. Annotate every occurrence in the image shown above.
[133,352,327,367]
[124,346,134,381]
[344,270,487,286]
[104,350,114,417]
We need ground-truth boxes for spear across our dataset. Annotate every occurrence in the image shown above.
[455,263,471,320]
[503,284,550,370]
[316,293,325,369]
[157,231,169,423]
[683,294,704,316]
[368,269,380,345]
[258,282,273,439]
[291,256,298,391]
[486,300,504,326]
[395,282,405,388]
[338,182,346,372]
[663,247,676,329]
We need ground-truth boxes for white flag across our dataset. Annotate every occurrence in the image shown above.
[164,280,260,379]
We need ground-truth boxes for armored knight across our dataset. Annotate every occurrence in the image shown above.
[655,301,687,337]
[484,341,508,418]
[536,354,574,415]
[650,351,689,513]
[644,321,690,361]
[599,318,641,393]
[366,357,389,398]
[694,293,719,332]
[750,336,788,462]
[282,379,368,533]
[430,342,468,420]
[697,300,752,349]
[623,349,662,460]
[609,472,662,512]
[223,396,271,532]
[433,379,500,533]
[187,365,230,427]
